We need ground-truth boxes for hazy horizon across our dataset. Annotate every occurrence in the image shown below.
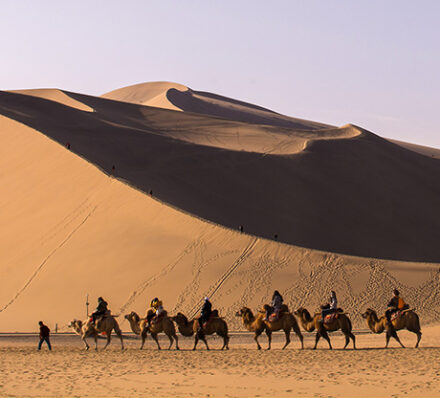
[1,1,438,147]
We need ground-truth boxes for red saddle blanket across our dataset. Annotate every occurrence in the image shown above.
[390,311,402,322]
[268,312,281,322]
[324,313,339,324]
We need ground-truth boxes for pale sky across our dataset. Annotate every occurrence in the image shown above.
[1,1,439,147]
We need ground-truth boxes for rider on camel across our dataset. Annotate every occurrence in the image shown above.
[385,289,408,326]
[198,297,212,331]
[91,297,108,324]
[321,291,337,324]
[265,290,283,321]
[147,297,165,328]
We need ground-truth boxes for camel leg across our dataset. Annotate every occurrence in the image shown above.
[116,330,124,350]
[293,325,304,349]
[282,329,291,350]
[82,336,90,351]
[193,334,199,350]
[408,327,422,348]
[103,332,112,350]
[343,333,350,349]
[151,333,161,350]
[174,334,180,350]
[140,329,147,350]
[201,334,209,350]
[385,330,391,348]
[254,330,263,350]
[392,332,405,348]
[266,330,272,350]
[350,332,356,349]
[167,333,173,350]
[320,328,332,350]
[223,335,230,350]
[313,331,321,350]
[94,334,98,351]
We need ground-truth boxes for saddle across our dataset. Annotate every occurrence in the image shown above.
[324,312,339,324]
[201,310,219,328]
[152,310,167,325]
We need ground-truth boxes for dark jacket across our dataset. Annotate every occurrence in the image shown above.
[96,300,108,313]
[40,324,50,338]
[201,300,212,316]
[388,296,399,308]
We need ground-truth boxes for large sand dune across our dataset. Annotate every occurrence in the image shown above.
[1,83,440,333]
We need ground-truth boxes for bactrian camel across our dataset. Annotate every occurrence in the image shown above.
[361,308,421,348]
[125,311,179,350]
[69,315,124,351]
[235,306,304,350]
[294,307,356,350]
[171,311,229,350]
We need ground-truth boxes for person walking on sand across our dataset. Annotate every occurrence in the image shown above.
[38,321,52,351]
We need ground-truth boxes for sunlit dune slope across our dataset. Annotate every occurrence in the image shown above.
[1,115,440,333]
[1,89,440,263]
[102,81,332,130]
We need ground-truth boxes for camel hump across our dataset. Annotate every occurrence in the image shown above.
[211,309,219,318]
[280,304,289,313]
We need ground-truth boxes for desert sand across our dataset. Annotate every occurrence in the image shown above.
[1,81,440,397]
[0,326,439,398]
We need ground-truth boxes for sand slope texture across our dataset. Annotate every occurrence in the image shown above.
[0,83,440,335]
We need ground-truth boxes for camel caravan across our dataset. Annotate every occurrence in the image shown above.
[68,289,422,351]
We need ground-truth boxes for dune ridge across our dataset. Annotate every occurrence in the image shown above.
[102,81,333,130]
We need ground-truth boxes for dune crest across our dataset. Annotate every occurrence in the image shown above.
[9,89,93,112]
[102,81,333,130]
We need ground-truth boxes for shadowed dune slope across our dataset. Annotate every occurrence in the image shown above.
[102,81,332,130]
[1,89,440,262]
[1,114,440,333]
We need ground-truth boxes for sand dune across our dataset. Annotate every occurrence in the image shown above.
[1,83,440,334]
[102,81,332,130]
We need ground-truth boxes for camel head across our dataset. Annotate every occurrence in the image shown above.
[361,308,376,319]
[124,311,140,323]
[68,319,82,333]
[235,307,251,317]
[294,307,311,321]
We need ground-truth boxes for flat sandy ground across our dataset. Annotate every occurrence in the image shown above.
[1,327,439,398]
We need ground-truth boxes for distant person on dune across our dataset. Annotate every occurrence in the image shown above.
[38,321,51,351]
[91,297,108,324]
[321,291,338,324]
[385,289,409,326]
[198,297,212,331]
[265,290,283,321]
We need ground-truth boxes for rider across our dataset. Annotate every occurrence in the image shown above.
[147,297,164,328]
[265,290,283,321]
[385,289,408,325]
[91,297,108,324]
[198,297,212,331]
[321,291,337,323]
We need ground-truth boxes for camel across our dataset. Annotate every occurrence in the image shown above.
[171,311,229,350]
[361,308,422,348]
[69,315,124,350]
[125,311,179,350]
[294,307,356,349]
[235,306,304,350]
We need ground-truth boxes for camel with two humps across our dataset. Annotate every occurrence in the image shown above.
[235,305,304,350]
[294,307,356,350]
[125,311,179,350]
